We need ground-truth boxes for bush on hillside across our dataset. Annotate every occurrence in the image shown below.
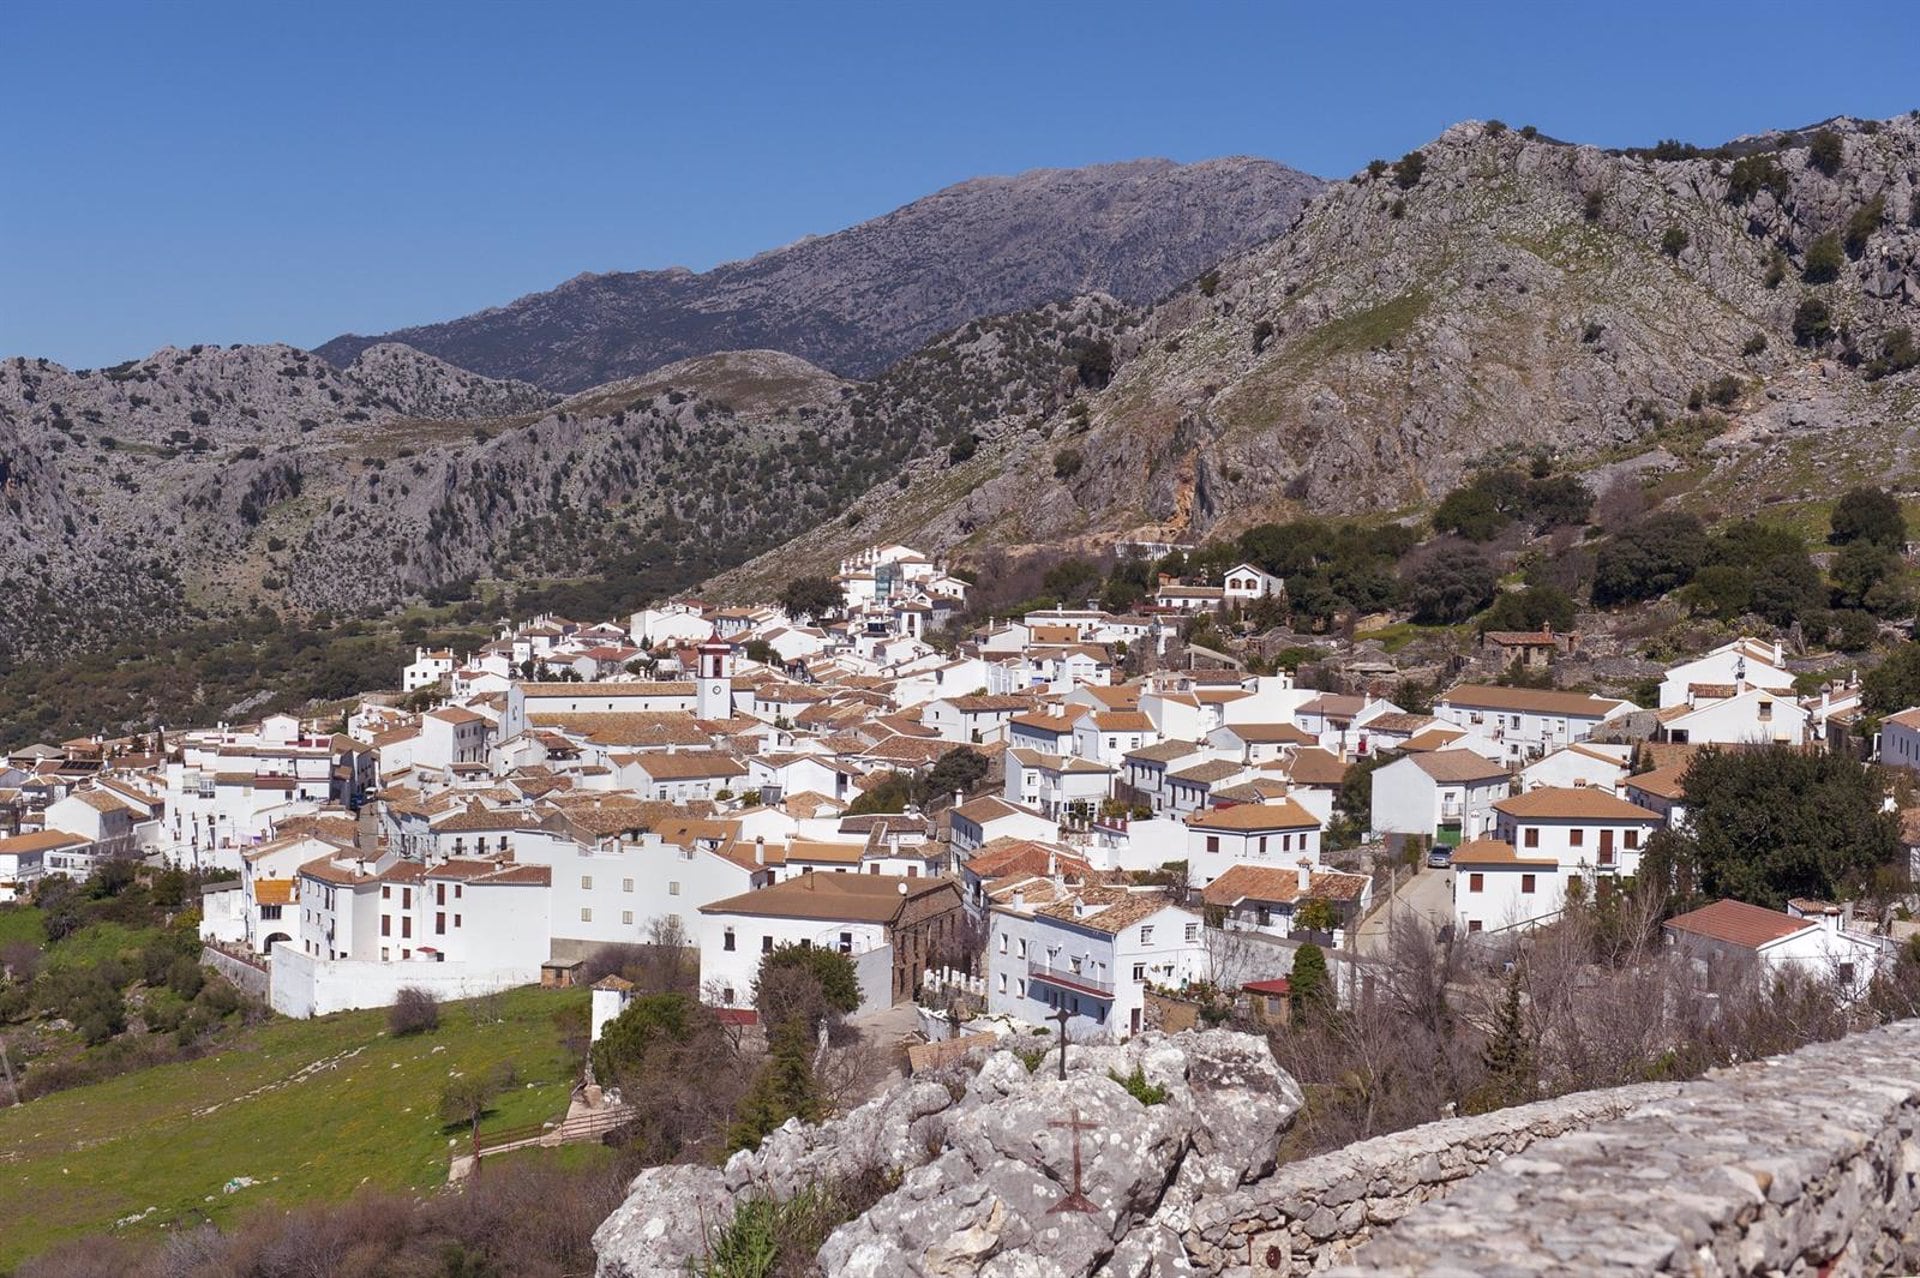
[388,986,440,1036]
[1802,232,1844,284]
[1591,512,1707,605]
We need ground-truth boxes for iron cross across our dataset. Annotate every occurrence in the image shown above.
[1048,1004,1071,1079]
[1046,1107,1098,1214]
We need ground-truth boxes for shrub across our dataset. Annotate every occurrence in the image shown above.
[1053,449,1084,481]
[946,433,977,465]
[1592,512,1708,605]
[1727,152,1790,203]
[1198,269,1221,297]
[1807,129,1844,177]
[1705,375,1743,408]
[1764,252,1787,289]
[1392,150,1426,189]
[1866,327,1920,381]
[1845,195,1886,258]
[1251,319,1275,353]
[1403,545,1497,624]
[1802,232,1844,283]
[388,986,440,1036]
[1108,1064,1169,1106]
[1365,159,1388,180]
[1583,189,1604,222]
[1792,298,1834,346]
[1660,226,1690,257]
[1742,333,1768,357]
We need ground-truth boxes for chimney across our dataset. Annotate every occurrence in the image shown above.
[1822,907,1839,934]
[1773,640,1784,666]
[754,835,766,866]
[1012,888,1026,910]
[803,868,815,890]
[1297,859,1312,893]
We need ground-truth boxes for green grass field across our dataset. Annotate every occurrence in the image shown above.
[0,984,587,1269]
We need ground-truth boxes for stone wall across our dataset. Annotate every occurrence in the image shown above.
[200,945,269,999]
[1185,1082,1681,1273]
[1326,1018,1920,1277]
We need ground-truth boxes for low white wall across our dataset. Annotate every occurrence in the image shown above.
[269,944,539,1018]
[853,944,894,1014]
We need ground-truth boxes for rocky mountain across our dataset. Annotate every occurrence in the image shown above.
[711,114,1920,594]
[313,158,1323,389]
[0,297,1131,660]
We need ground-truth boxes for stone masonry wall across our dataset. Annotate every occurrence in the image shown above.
[1326,1018,1920,1277]
[1184,1082,1682,1274]
[200,945,269,999]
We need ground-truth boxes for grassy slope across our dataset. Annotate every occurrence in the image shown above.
[0,985,586,1269]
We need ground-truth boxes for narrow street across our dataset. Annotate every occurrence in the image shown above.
[1352,862,1455,957]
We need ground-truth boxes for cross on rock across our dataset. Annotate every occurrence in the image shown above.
[1046,1107,1098,1215]
[1047,1005,1071,1079]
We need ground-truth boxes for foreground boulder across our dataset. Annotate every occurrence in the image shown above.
[592,1029,1302,1277]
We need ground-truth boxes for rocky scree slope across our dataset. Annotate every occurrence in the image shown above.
[314,157,1322,389]
[723,115,1920,585]
[0,298,1131,659]
[592,1029,1302,1278]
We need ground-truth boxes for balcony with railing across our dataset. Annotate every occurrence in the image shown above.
[1027,960,1114,998]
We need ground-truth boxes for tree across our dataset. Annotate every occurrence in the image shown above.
[439,1067,505,1145]
[591,992,697,1082]
[1591,512,1707,605]
[1845,195,1886,258]
[1329,750,1398,849]
[1475,968,1534,1110]
[1478,585,1577,635]
[754,944,860,1033]
[1294,898,1340,936]
[1830,487,1907,549]
[1403,545,1497,624]
[1432,486,1508,541]
[1865,642,1920,715]
[845,771,912,815]
[1290,944,1332,1020]
[1053,448,1084,481]
[1802,232,1844,284]
[1660,226,1689,258]
[922,747,989,804]
[727,1015,822,1153]
[1392,151,1426,189]
[1829,539,1901,612]
[779,575,841,622]
[1662,746,1898,908]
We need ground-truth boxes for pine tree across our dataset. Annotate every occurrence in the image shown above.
[1290,943,1331,1021]
[725,1016,822,1154]
[1480,968,1534,1106]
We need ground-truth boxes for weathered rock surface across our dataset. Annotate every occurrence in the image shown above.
[590,1030,1303,1278]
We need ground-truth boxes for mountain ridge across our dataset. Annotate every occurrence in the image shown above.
[311,156,1324,388]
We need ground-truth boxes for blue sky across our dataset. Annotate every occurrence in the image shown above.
[6,1,1917,368]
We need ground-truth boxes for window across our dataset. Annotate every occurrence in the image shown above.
[580,907,592,922]
[381,947,390,961]
[580,875,593,890]
[454,914,461,928]
[436,912,446,934]
[1017,979,1027,998]
[436,883,446,905]
[839,932,854,953]
[1467,920,1483,934]
[1838,962,1856,984]
[1205,836,1220,854]
[1132,963,1146,982]
[402,888,412,908]
[382,885,391,900]
[1258,836,1268,855]
[623,878,634,893]
[454,884,462,899]
[998,973,1007,993]
[762,935,774,953]
[381,915,391,937]
[1018,938,1028,959]
[260,905,281,920]
[1569,829,1584,847]
[1626,829,1641,849]
[669,882,681,896]
[1184,922,1199,943]
[1758,700,1773,721]
[724,928,736,951]
[1523,828,1540,849]
[1521,874,1536,894]
[622,910,634,925]
[1139,925,1155,945]
[1469,873,1485,893]
[998,933,1008,953]
[402,917,412,938]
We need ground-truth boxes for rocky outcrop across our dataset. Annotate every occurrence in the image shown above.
[591,1030,1302,1278]
[314,157,1324,389]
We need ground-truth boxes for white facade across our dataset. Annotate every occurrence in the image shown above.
[986,896,1208,1041]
